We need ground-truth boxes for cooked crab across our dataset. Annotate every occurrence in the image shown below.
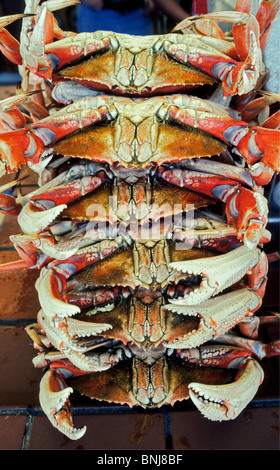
[0,0,278,442]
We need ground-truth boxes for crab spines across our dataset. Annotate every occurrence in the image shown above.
[39,368,87,440]
[36,267,81,318]
[168,245,261,305]
[188,357,264,421]
[18,202,67,234]
[164,288,262,349]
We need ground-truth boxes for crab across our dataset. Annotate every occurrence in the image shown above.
[1,0,279,102]
[13,0,279,100]
[0,0,279,441]
[21,205,276,441]
[0,93,278,251]
[25,296,279,439]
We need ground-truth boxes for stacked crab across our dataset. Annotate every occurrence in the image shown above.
[0,0,279,440]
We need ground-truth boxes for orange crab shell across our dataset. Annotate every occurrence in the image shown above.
[67,356,235,408]
[51,117,227,169]
[54,49,217,96]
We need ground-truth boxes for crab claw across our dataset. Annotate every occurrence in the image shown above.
[10,232,79,262]
[195,11,263,97]
[36,237,127,319]
[21,5,53,79]
[37,309,123,373]
[164,288,261,348]
[237,126,280,173]
[19,0,81,77]
[169,245,261,305]
[18,202,67,234]
[189,358,264,421]
[225,188,268,249]
[39,369,86,440]
[37,309,112,354]
[36,267,80,318]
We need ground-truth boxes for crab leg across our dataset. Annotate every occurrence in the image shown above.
[17,84,50,121]
[1,225,96,273]
[30,171,108,210]
[0,91,39,133]
[214,332,280,360]
[36,235,129,319]
[17,170,108,234]
[164,96,280,173]
[18,161,104,206]
[0,193,22,217]
[9,226,100,263]
[168,244,262,305]
[178,157,255,188]
[0,95,115,172]
[193,10,260,61]
[19,0,80,78]
[164,288,261,348]
[37,309,112,355]
[255,0,280,51]
[67,286,131,311]
[178,346,264,421]
[238,91,279,125]
[39,368,87,440]
[159,167,268,248]
[0,176,31,217]
[0,14,29,65]
[38,338,125,441]
[162,28,262,96]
